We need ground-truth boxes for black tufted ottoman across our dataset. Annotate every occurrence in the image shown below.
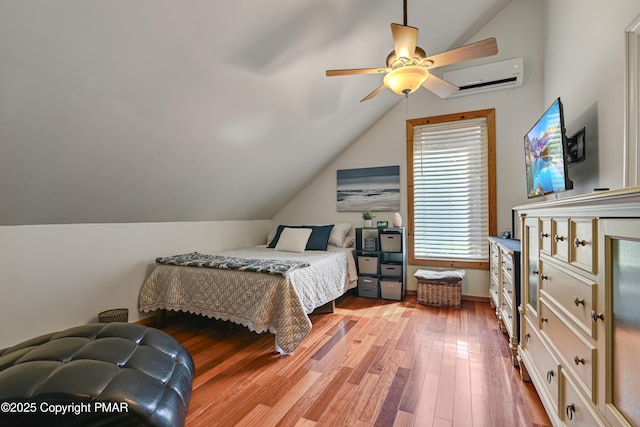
[0,323,194,427]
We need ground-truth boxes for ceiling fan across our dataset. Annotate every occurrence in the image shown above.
[325,0,498,102]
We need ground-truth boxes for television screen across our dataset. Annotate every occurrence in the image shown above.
[524,98,573,198]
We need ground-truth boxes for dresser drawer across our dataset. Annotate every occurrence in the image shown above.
[501,295,514,337]
[570,218,597,274]
[491,257,499,278]
[502,275,515,306]
[539,259,597,339]
[490,273,499,296]
[490,259,500,277]
[561,371,601,426]
[490,268,499,302]
[521,316,560,411]
[490,267,499,288]
[540,301,596,400]
[501,250,514,283]
[551,218,569,262]
[490,242,500,262]
[540,218,552,254]
[489,274,499,309]
[490,249,499,278]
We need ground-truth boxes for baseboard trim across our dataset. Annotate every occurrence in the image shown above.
[461,295,490,303]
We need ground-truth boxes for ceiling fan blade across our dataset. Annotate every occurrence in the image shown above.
[424,37,498,69]
[326,67,388,77]
[360,84,387,102]
[391,23,418,61]
[422,74,459,98]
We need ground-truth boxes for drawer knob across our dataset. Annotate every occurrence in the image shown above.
[591,310,605,322]
[554,234,566,242]
[566,404,575,421]
[532,270,539,276]
[574,355,585,365]
[524,333,530,343]
[574,238,587,247]
[541,317,548,323]
[540,275,548,281]
[573,297,585,307]
[546,370,554,383]
[540,232,549,239]
[507,290,512,294]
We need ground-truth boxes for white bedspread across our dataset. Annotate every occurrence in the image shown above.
[138,246,357,353]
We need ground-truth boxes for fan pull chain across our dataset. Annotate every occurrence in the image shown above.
[405,93,409,115]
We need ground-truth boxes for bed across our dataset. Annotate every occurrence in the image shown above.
[138,224,357,354]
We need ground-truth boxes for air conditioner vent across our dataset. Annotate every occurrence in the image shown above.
[459,76,518,90]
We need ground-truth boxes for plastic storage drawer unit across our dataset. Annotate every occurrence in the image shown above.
[358,277,379,298]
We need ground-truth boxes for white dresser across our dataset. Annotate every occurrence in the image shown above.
[515,187,640,427]
[488,236,521,366]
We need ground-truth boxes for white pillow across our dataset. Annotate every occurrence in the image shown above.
[342,236,355,248]
[274,227,312,253]
[267,227,278,245]
[328,222,352,247]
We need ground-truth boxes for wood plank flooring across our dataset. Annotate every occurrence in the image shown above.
[158,292,552,427]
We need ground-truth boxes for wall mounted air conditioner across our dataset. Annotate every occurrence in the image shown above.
[443,57,524,98]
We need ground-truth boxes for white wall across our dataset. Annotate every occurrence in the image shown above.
[542,0,640,194]
[273,0,544,297]
[0,220,270,348]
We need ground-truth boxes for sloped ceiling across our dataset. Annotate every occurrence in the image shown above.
[0,0,511,225]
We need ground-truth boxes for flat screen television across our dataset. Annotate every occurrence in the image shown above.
[524,97,573,198]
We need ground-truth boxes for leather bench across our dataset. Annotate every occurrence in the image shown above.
[0,323,194,426]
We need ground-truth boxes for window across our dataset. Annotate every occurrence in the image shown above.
[407,109,496,269]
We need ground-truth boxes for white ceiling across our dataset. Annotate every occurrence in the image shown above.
[0,0,511,225]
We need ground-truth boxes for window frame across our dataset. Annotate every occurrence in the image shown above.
[406,109,497,270]
[625,14,640,187]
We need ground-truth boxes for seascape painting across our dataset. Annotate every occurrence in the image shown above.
[337,166,400,212]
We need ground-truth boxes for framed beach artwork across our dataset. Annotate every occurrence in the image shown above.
[337,165,400,212]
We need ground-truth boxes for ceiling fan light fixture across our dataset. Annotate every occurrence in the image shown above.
[383,65,429,95]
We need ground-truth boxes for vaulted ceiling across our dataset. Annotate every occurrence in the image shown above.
[0,0,511,225]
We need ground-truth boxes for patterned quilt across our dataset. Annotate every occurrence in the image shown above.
[139,246,357,354]
[155,252,310,276]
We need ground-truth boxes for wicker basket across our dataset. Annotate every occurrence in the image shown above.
[417,278,462,308]
[98,308,129,323]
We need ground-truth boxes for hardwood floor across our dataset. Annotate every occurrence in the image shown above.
[159,293,552,427]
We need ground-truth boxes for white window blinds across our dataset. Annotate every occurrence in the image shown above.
[412,117,489,261]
